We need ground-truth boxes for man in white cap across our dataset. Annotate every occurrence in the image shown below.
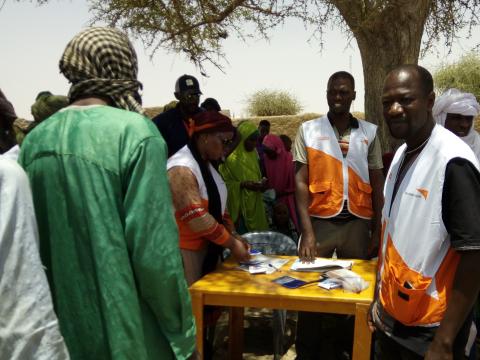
[433,88,480,159]
[153,74,203,157]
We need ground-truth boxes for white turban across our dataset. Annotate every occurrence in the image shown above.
[433,88,480,160]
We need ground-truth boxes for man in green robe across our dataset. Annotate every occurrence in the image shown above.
[19,27,196,360]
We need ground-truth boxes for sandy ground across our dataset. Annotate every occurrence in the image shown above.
[210,308,480,360]
[212,308,297,360]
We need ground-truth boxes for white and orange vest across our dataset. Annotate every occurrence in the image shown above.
[379,125,479,326]
[302,115,377,219]
[167,145,227,249]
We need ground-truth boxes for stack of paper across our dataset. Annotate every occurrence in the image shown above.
[318,278,342,290]
[290,258,353,272]
[238,254,289,274]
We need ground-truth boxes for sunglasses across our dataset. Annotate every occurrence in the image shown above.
[184,93,201,101]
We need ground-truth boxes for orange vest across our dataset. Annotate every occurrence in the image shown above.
[301,116,377,219]
[379,125,479,326]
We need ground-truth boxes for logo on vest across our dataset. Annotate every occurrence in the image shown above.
[404,188,429,200]
[318,136,330,140]
[362,139,369,146]
[416,188,429,200]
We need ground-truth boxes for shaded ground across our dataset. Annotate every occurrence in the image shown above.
[212,308,297,359]
[211,309,480,359]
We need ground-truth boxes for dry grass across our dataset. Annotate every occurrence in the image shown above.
[234,112,365,140]
[144,107,480,142]
[233,113,320,140]
[143,107,329,140]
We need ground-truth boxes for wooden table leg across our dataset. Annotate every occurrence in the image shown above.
[191,291,204,358]
[352,303,372,360]
[228,307,244,360]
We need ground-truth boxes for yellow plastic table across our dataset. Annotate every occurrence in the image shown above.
[190,256,377,359]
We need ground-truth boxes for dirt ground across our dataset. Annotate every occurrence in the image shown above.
[212,308,298,360]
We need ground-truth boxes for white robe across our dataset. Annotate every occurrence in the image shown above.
[0,158,69,359]
[2,144,20,161]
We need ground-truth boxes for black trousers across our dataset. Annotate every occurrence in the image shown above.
[374,331,422,360]
[295,312,354,360]
[295,217,370,359]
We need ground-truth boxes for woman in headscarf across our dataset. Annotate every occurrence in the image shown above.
[433,88,480,159]
[167,111,250,285]
[219,120,269,234]
[31,91,69,123]
[19,27,195,360]
[262,134,299,230]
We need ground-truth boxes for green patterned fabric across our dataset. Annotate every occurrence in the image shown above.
[20,105,195,360]
[219,120,268,232]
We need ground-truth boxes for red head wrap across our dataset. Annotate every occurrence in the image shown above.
[188,111,235,136]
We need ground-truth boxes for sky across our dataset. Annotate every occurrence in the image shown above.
[0,0,479,119]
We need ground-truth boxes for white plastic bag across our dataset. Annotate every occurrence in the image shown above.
[325,268,369,293]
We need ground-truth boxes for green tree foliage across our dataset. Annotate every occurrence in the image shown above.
[22,0,477,150]
[246,89,302,116]
[434,52,480,100]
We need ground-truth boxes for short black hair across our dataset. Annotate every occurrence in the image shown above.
[259,119,271,127]
[328,71,355,90]
[388,64,434,96]
[201,97,221,111]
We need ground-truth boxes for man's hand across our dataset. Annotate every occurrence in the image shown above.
[295,161,316,262]
[298,232,316,262]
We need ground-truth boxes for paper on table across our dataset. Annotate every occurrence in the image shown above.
[290,258,353,272]
[239,254,271,266]
[318,278,342,290]
[238,256,289,274]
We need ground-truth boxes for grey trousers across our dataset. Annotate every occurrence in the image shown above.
[311,216,371,259]
[296,217,371,360]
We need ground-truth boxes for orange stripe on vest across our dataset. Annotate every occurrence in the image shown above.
[306,147,373,218]
[380,235,459,326]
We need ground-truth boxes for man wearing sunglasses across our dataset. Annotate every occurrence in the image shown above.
[153,74,203,157]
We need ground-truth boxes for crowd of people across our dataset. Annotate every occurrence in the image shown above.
[1,26,479,360]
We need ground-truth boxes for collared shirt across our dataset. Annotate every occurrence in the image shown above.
[293,114,383,219]
[293,114,383,169]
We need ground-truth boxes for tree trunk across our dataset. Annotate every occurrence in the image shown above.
[335,0,432,152]
[356,31,421,152]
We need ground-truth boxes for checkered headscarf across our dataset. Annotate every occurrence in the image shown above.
[59,27,144,114]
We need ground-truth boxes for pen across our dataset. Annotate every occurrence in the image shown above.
[268,263,279,270]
